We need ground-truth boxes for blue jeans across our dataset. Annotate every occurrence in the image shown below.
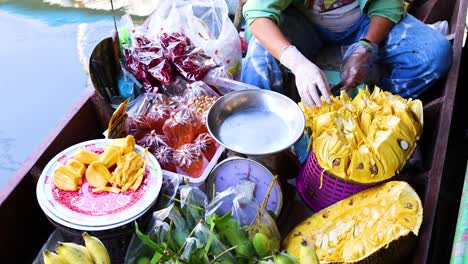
[241,8,453,99]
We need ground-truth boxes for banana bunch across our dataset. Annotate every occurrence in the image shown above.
[43,232,111,264]
[299,86,423,184]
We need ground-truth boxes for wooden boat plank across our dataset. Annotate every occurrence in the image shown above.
[411,0,468,262]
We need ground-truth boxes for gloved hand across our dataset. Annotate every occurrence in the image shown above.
[340,40,378,91]
[280,45,330,108]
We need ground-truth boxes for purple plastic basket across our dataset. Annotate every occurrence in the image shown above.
[296,152,377,212]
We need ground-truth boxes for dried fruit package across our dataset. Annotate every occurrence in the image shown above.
[173,144,205,178]
[160,32,216,82]
[145,103,172,133]
[194,133,218,161]
[121,16,174,87]
[143,0,242,78]
[162,112,194,149]
[136,130,168,153]
[125,115,151,141]
[154,145,177,172]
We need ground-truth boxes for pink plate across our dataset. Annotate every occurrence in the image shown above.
[36,139,162,228]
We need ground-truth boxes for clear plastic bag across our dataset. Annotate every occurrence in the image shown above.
[146,0,242,79]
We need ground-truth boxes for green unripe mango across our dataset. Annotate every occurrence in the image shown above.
[273,252,300,264]
[136,256,151,264]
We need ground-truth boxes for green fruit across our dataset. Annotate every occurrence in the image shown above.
[137,256,151,264]
[252,232,274,257]
[273,252,299,264]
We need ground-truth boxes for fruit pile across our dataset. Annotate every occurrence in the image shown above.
[300,87,423,184]
[53,136,147,193]
[42,232,110,264]
[283,181,423,263]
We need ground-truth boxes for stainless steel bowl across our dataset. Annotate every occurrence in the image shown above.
[206,89,305,156]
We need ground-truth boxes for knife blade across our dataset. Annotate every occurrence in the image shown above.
[330,82,344,96]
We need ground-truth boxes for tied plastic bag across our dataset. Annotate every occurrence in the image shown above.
[205,188,281,258]
[146,0,242,79]
[120,15,175,87]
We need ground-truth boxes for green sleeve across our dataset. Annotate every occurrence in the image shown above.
[242,0,294,26]
[360,0,406,24]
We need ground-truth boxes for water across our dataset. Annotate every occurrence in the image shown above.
[0,0,120,188]
[219,109,290,154]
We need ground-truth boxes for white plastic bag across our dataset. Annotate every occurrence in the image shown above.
[146,0,242,79]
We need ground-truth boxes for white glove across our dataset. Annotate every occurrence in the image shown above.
[280,45,330,107]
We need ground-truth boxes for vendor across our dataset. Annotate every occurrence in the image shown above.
[241,0,453,107]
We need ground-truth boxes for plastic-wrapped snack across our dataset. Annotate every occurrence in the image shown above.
[137,48,174,86]
[174,144,205,178]
[145,103,171,133]
[160,32,216,82]
[126,115,151,141]
[162,112,194,149]
[137,130,168,152]
[154,145,177,172]
[194,133,218,161]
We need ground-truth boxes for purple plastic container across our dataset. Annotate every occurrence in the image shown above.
[296,152,376,212]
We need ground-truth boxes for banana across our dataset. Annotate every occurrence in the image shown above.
[83,232,111,264]
[56,242,94,264]
[273,252,300,264]
[43,250,68,264]
[298,240,319,264]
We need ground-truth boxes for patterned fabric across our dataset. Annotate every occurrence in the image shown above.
[313,0,356,12]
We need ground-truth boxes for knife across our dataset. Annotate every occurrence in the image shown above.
[330,82,344,96]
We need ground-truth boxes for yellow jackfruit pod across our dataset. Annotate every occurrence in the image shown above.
[74,147,99,165]
[313,129,352,177]
[347,145,386,183]
[394,106,423,139]
[53,165,82,191]
[66,159,86,176]
[369,130,404,178]
[327,155,350,180]
[312,111,336,135]
[407,99,424,126]
[99,145,122,168]
[109,135,135,154]
[383,116,418,153]
[86,161,112,188]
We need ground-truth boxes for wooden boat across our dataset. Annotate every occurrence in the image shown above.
[1,0,466,262]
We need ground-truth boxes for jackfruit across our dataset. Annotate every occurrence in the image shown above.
[53,165,82,191]
[283,181,423,263]
[74,148,100,165]
[99,145,121,168]
[86,161,112,188]
[66,159,86,176]
[109,135,135,154]
[300,86,423,183]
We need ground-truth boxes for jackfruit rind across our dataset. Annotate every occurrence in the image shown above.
[299,86,423,183]
[283,181,423,263]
